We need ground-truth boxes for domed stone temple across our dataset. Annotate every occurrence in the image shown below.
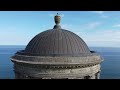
[11,13,103,79]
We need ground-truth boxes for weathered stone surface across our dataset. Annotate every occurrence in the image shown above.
[11,54,102,65]
[13,62,101,79]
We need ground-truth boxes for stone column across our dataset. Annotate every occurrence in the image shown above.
[95,71,100,79]
[90,75,95,79]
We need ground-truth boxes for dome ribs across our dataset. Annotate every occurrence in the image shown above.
[61,29,68,55]
[69,32,79,54]
[38,30,52,55]
[25,32,42,54]
[53,30,59,55]
[48,30,55,55]
[32,33,44,54]
[24,29,90,56]
[64,30,73,55]
[65,30,77,56]
[58,29,63,55]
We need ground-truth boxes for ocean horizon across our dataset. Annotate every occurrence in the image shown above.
[0,45,120,79]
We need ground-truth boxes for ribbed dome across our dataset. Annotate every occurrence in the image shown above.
[24,29,91,56]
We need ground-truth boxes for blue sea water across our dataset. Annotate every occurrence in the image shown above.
[0,45,120,79]
[0,45,25,79]
[90,47,120,79]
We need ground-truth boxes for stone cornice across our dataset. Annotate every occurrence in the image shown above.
[14,62,99,69]
[11,54,103,69]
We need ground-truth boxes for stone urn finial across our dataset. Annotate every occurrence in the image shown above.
[54,13,61,25]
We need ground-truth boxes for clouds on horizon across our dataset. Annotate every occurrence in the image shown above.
[86,22,102,29]
[113,24,120,27]
[92,11,104,14]
[76,30,120,47]
[62,22,120,47]
[91,11,108,18]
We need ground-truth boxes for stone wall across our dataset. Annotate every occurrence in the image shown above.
[13,63,101,79]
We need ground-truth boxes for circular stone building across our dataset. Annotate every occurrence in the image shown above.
[11,13,103,79]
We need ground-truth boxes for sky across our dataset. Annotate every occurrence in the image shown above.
[0,11,120,47]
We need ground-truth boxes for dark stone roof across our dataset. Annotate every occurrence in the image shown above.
[24,28,91,56]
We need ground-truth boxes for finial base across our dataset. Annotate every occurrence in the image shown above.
[53,25,61,29]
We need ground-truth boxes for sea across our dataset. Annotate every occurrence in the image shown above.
[0,45,120,79]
